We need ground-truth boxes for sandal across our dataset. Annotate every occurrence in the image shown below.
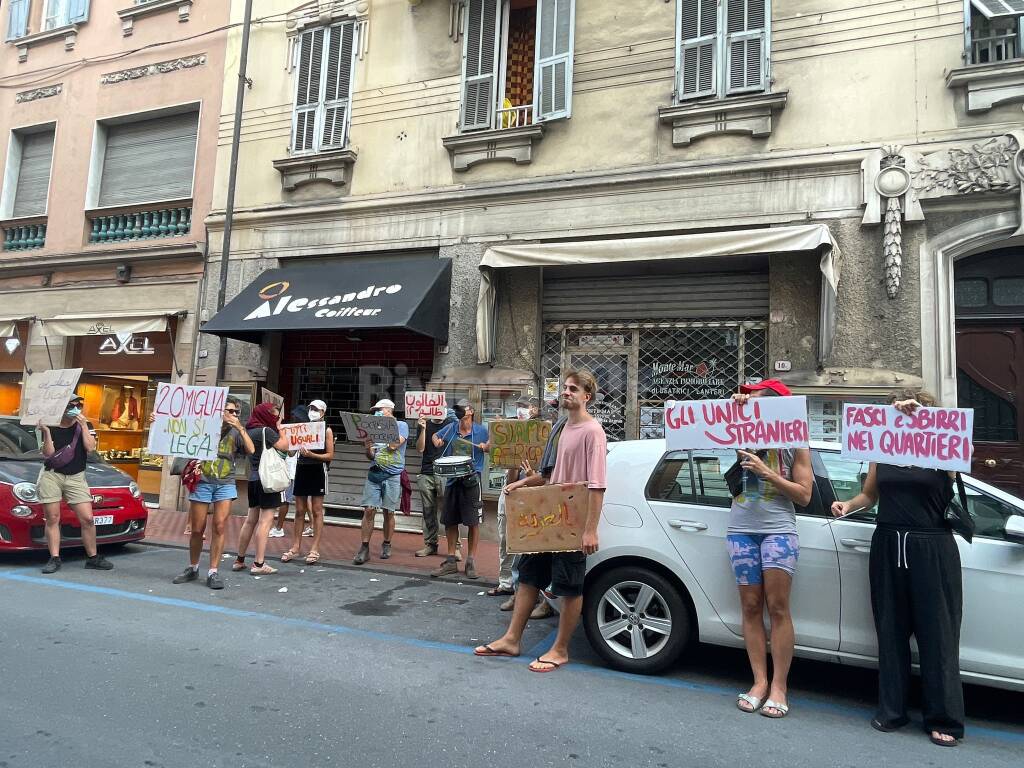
[486,586,514,596]
[473,644,519,658]
[760,699,789,719]
[929,732,959,748]
[737,694,763,713]
[280,549,300,563]
[305,551,320,565]
[528,657,565,673]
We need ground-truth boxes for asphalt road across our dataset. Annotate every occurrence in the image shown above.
[0,545,1020,768]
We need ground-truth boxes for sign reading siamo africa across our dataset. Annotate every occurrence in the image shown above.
[243,281,404,322]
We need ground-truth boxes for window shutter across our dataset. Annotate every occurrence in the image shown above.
[13,130,55,219]
[460,0,501,131]
[292,27,325,153]
[321,22,355,150]
[534,0,576,121]
[725,0,767,95]
[677,0,718,100]
[98,112,199,208]
[6,0,30,41]
[68,0,91,24]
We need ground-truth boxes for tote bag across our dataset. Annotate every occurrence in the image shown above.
[258,428,291,492]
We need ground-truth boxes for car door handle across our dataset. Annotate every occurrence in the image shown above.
[668,519,708,531]
[840,538,872,549]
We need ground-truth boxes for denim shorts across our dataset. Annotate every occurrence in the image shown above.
[726,533,800,585]
[361,471,401,511]
[189,481,238,504]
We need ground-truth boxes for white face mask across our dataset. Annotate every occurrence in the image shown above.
[516,407,531,420]
[308,408,322,422]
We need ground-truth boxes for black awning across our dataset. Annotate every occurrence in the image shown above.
[202,256,451,343]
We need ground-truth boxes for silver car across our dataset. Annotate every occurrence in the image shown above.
[580,440,1024,692]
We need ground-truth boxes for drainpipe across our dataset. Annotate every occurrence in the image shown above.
[216,0,254,384]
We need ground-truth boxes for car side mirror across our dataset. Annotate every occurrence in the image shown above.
[1006,515,1024,545]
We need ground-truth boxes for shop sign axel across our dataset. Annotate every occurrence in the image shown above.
[280,422,326,451]
[147,383,228,460]
[841,404,974,473]
[664,396,809,450]
[20,368,84,427]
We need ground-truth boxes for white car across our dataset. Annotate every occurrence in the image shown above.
[580,440,1024,692]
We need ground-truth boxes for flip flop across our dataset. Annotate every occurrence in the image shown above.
[529,657,565,673]
[474,644,519,658]
[737,694,763,713]
[760,699,789,719]
[486,586,514,596]
[929,733,959,748]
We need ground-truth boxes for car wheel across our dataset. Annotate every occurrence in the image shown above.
[583,565,690,675]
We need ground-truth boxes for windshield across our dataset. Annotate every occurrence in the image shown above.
[0,418,43,458]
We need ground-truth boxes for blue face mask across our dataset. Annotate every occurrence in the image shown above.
[66,407,82,418]
[374,410,383,417]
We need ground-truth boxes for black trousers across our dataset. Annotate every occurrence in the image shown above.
[869,526,965,738]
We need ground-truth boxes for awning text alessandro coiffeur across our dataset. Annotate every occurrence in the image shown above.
[243,281,404,322]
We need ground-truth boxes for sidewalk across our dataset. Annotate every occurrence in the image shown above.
[143,507,500,583]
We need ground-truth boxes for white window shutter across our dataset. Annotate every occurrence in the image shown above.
[6,0,30,41]
[460,0,501,131]
[677,0,718,100]
[534,0,576,122]
[321,23,355,150]
[725,0,767,95]
[13,130,55,219]
[68,0,91,24]
[292,27,325,153]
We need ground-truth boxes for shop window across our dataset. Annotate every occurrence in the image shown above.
[676,0,768,101]
[291,22,356,154]
[955,277,989,307]
[958,369,1017,442]
[992,276,1024,305]
[968,1,1023,65]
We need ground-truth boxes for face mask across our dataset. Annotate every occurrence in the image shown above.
[516,407,530,420]
[453,406,467,420]
[374,410,383,417]
[66,407,82,417]
[308,409,322,422]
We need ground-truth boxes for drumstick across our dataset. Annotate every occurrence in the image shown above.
[820,507,869,526]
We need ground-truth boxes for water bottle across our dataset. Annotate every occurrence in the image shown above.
[742,456,760,501]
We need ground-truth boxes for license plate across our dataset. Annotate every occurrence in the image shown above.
[94,515,114,526]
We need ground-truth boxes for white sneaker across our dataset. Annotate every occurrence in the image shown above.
[268,527,285,538]
[302,526,314,537]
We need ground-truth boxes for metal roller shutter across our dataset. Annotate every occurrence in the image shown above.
[12,129,54,218]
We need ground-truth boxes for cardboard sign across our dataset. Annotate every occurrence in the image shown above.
[841,404,974,473]
[261,388,284,409]
[147,384,228,460]
[20,368,84,426]
[280,421,327,451]
[664,396,809,450]
[507,482,590,554]
[488,419,552,469]
[405,391,446,419]
[340,412,401,443]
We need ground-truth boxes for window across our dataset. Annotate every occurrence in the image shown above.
[95,110,199,208]
[958,369,1017,442]
[955,277,989,307]
[43,0,90,31]
[646,449,734,508]
[817,452,878,521]
[291,22,356,154]
[968,0,1024,64]
[459,0,575,132]
[676,0,768,101]
[2,126,55,219]
[962,486,1023,539]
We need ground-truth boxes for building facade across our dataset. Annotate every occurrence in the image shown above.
[201,0,1024,503]
[0,0,230,507]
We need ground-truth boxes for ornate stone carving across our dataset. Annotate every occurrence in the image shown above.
[878,149,910,299]
[15,84,63,103]
[442,125,545,171]
[273,149,358,192]
[101,54,207,85]
[913,137,1019,197]
[658,91,788,147]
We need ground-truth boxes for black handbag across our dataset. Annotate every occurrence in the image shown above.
[945,472,975,543]
[724,461,743,498]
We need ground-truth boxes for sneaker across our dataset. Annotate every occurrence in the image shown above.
[231,558,246,572]
[499,595,516,611]
[268,527,285,538]
[530,599,555,620]
[454,543,464,563]
[381,541,392,560]
[431,558,459,578]
[41,557,61,574]
[464,559,478,579]
[206,572,225,590]
[172,567,199,584]
[85,555,114,571]
[302,526,314,537]
[250,563,278,575]
[353,544,370,565]
[415,545,437,557]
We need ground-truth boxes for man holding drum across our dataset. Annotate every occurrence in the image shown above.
[430,398,490,579]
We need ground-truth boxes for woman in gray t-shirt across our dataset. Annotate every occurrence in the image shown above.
[727,381,813,721]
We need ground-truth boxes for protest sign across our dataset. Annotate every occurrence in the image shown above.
[280,421,326,451]
[20,368,84,426]
[147,384,228,461]
[488,419,552,469]
[841,404,974,473]
[507,482,590,554]
[405,391,447,419]
[261,388,284,409]
[664,396,809,451]
[340,412,401,443]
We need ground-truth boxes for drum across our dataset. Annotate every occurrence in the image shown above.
[434,455,474,479]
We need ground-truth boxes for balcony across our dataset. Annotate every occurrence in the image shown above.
[87,204,192,245]
[1,220,47,251]
[442,103,545,172]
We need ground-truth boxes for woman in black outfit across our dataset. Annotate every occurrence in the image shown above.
[832,391,965,747]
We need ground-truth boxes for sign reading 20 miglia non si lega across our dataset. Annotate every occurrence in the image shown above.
[147,384,228,461]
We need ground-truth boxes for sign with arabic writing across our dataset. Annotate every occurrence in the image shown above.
[506,482,590,554]
[404,391,447,419]
[21,368,84,427]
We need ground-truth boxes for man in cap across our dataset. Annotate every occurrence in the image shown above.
[354,398,408,565]
[37,393,113,574]
[414,406,458,558]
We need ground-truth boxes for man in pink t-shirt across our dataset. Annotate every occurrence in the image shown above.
[474,370,607,672]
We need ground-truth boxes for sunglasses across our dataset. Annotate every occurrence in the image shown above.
[224,408,240,415]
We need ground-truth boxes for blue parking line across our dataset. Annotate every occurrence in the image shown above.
[2,569,1022,746]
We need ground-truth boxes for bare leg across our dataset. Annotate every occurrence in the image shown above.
[467,524,480,560]
[383,510,396,542]
[309,497,325,556]
[529,594,582,670]
[763,569,795,714]
[475,583,540,656]
[275,501,289,530]
[208,501,231,570]
[253,508,276,564]
[360,507,375,545]
[188,503,210,566]
[286,497,307,556]
[235,507,260,561]
[737,583,770,710]
[70,502,97,558]
[444,524,459,555]
[43,502,62,558]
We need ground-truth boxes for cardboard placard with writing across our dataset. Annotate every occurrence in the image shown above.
[279,421,326,451]
[340,412,401,443]
[21,368,84,426]
[147,383,228,461]
[664,396,809,451]
[405,391,447,419]
[488,419,552,469]
[841,404,974,473]
[506,482,590,554]
[261,388,284,410]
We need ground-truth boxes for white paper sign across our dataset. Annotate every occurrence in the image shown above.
[340,412,401,443]
[841,404,974,473]
[21,368,84,426]
[405,391,447,419]
[147,383,228,460]
[280,421,326,451]
[261,388,284,409]
[664,396,809,451]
